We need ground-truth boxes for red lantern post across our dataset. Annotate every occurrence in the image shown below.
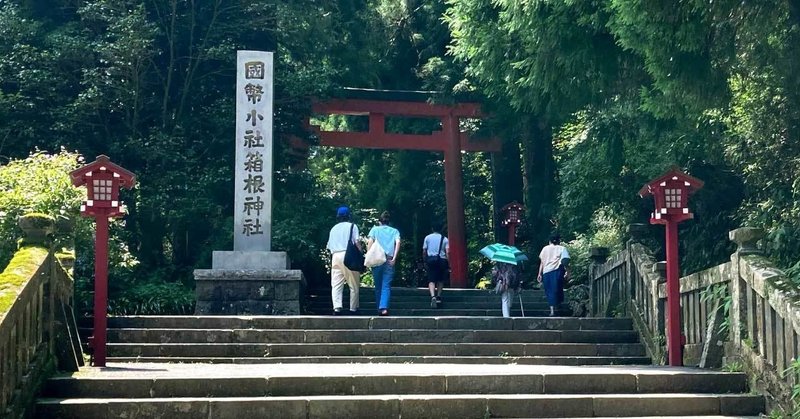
[70,156,135,367]
[500,202,524,246]
[639,168,703,366]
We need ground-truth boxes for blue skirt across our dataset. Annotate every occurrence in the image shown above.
[542,270,564,306]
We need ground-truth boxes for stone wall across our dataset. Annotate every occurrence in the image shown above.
[727,228,800,415]
[591,225,800,415]
[0,215,82,419]
[194,269,305,315]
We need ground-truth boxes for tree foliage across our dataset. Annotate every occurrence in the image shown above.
[0,150,89,268]
[2,0,800,310]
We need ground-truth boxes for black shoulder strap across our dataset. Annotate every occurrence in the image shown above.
[349,223,355,244]
[437,234,445,255]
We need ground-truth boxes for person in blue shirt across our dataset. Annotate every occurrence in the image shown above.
[422,221,449,308]
[367,211,401,316]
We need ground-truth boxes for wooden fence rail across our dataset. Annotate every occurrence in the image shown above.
[590,225,800,414]
[0,216,82,418]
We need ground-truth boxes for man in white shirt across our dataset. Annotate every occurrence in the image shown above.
[326,206,361,315]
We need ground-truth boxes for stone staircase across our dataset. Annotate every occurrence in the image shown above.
[36,287,765,418]
[304,287,573,317]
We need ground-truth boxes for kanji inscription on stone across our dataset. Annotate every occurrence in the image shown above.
[235,51,273,251]
[245,61,265,79]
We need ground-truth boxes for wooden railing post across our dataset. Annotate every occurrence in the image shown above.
[729,228,765,347]
[0,214,82,418]
[589,247,610,316]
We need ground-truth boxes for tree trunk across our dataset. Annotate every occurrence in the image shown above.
[491,133,524,242]
[521,116,556,250]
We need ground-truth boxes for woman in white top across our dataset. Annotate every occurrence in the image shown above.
[537,232,569,316]
[367,211,401,316]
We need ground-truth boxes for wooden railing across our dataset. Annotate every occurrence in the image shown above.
[728,228,800,413]
[0,216,82,418]
[590,225,800,414]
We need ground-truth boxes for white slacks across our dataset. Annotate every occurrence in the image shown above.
[331,251,360,311]
[501,289,514,318]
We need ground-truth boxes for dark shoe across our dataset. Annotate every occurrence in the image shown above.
[379,309,389,316]
[349,310,359,316]
[333,309,342,316]
[430,297,438,308]
[435,296,442,303]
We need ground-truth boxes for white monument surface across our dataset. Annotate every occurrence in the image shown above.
[212,50,287,270]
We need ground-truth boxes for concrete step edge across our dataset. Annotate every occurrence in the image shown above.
[33,394,764,419]
[102,356,653,365]
[106,342,642,347]
[37,393,764,401]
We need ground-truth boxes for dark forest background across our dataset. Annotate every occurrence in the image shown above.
[2,0,800,314]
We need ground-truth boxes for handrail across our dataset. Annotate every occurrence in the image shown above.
[729,228,800,414]
[590,225,800,414]
[0,217,82,418]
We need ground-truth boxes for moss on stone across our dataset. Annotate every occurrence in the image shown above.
[20,212,55,226]
[0,246,49,315]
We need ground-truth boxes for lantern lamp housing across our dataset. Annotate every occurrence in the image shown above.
[69,155,136,217]
[501,201,525,226]
[639,168,704,221]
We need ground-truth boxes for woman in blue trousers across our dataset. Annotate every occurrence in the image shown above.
[537,232,569,316]
[367,211,401,316]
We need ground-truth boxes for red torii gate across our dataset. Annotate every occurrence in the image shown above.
[310,88,500,288]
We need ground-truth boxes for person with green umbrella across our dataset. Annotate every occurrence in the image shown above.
[492,261,521,317]
[480,243,526,317]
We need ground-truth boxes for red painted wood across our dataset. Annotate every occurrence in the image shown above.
[311,98,500,288]
[317,131,446,151]
[665,220,683,366]
[315,130,500,153]
[444,114,468,288]
[93,213,109,367]
[313,99,482,118]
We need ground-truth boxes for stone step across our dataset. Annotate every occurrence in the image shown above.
[43,371,747,398]
[107,328,639,344]
[307,301,558,310]
[323,309,572,316]
[107,342,645,358]
[98,316,634,331]
[555,417,760,419]
[308,287,548,297]
[35,393,765,418]
[102,356,652,365]
[305,293,550,302]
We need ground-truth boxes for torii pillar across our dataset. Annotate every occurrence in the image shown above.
[310,89,500,287]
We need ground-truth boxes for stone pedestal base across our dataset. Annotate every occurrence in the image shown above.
[194,269,305,315]
[212,250,289,270]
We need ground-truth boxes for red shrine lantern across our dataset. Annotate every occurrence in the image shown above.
[640,168,703,223]
[70,155,135,367]
[639,167,703,367]
[500,201,524,246]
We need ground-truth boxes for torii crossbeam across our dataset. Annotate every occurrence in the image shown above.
[310,88,500,288]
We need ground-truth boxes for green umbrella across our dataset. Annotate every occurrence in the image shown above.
[479,243,528,265]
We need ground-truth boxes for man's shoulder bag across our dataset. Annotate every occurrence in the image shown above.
[425,236,447,270]
[343,223,365,272]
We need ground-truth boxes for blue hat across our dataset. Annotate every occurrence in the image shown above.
[336,206,350,217]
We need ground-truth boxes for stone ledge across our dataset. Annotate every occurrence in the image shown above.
[194,269,304,282]
[212,251,289,270]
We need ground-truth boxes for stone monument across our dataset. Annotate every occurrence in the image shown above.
[194,50,305,315]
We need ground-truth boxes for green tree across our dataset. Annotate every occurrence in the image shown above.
[0,150,88,268]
